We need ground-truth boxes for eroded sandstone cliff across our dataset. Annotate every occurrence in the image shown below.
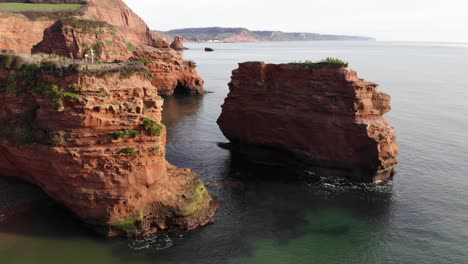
[17,0,206,95]
[0,55,216,236]
[0,0,155,53]
[82,0,156,48]
[0,12,53,53]
[217,61,399,182]
[32,18,134,61]
[133,46,205,95]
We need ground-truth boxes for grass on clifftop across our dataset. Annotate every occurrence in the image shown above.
[0,3,82,12]
[289,57,349,68]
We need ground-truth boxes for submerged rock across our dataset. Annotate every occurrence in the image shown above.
[217,61,399,182]
[0,57,217,237]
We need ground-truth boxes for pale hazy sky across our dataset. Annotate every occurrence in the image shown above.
[123,0,468,42]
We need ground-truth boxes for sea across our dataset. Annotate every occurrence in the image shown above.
[0,41,467,264]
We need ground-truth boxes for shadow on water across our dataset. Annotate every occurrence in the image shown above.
[161,94,204,127]
[108,152,394,264]
[0,177,102,240]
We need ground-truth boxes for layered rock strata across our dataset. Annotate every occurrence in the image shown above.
[82,0,157,48]
[0,12,53,53]
[217,62,399,182]
[0,0,156,53]
[32,18,134,61]
[133,46,205,95]
[0,56,217,236]
[1,0,205,96]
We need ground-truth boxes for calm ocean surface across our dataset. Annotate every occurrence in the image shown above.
[0,41,467,263]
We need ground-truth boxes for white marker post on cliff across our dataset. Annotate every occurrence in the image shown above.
[84,54,89,70]
[90,48,95,64]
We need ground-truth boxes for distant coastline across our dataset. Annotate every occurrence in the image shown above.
[154,27,375,43]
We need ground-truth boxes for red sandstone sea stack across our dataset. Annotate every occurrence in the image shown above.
[170,36,188,51]
[217,61,399,182]
[0,0,212,238]
[0,56,217,237]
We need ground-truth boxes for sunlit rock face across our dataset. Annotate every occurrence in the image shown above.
[217,62,399,182]
[0,58,217,237]
[132,46,205,96]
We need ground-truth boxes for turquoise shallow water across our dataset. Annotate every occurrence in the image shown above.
[1,41,468,263]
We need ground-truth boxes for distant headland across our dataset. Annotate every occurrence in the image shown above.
[156,27,375,43]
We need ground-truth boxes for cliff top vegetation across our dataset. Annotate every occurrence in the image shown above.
[289,57,349,68]
[0,52,152,78]
[0,3,82,12]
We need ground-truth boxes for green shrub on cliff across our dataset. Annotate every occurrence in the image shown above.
[60,17,112,35]
[0,53,15,68]
[40,83,79,110]
[143,117,164,136]
[111,130,139,140]
[289,57,348,68]
[3,63,40,93]
[148,146,160,155]
[131,57,152,65]
[117,147,138,156]
[0,105,59,146]
[123,40,136,52]
[48,130,67,146]
[83,62,152,79]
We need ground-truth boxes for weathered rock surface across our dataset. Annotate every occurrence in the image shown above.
[170,36,188,51]
[217,62,399,182]
[1,0,157,53]
[79,0,157,48]
[32,18,134,61]
[0,58,217,236]
[133,46,205,96]
[0,12,53,53]
[151,31,171,48]
[1,0,205,96]
[32,18,135,62]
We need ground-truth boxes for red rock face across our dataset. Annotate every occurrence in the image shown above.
[223,31,261,43]
[0,12,53,53]
[1,0,155,54]
[32,19,134,61]
[1,0,205,96]
[133,46,205,96]
[217,62,399,182]
[81,0,156,47]
[170,36,188,51]
[0,61,217,236]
